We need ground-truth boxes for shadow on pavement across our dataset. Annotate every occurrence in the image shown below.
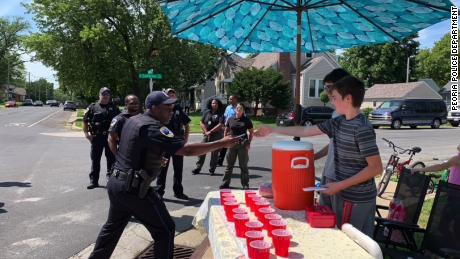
[163,197,204,207]
[0,182,32,188]
[247,166,272,172]
[0,202,6,214]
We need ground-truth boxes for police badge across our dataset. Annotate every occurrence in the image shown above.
[160,126,174,138]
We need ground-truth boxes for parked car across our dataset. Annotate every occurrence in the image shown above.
[23,99,34,106]
[276,111,296,126]
[5,100,17,108]
[63,101,76,111]
[33,100,43,106]
[447,105,460,127]
[46,100,59,107]
[301,106,334,126]
[369,99,447,129]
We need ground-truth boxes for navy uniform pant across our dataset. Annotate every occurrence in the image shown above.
[90,134,115,184]
[156,155,184,196]
[89,177,175,259]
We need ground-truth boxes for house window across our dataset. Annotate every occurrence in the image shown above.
[308,79,323,98]
[373,101,377,107]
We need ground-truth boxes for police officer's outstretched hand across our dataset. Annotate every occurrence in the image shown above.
[220,135,240,148]
[85,134,93,143]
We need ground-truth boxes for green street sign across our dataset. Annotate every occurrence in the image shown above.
[147,69,154,74]
[139,73,162,79]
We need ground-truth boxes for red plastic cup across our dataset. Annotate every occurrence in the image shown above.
[234,213,250,237]
[220,189,232,197]
[250,197,265,212]
[268,219,287,237]
[245,220,263,233]
[245,230,264,256]
[223,201,239,222]
[232,207,248,215]
[245,190,258,204]
[220,192,235,205]
[254,201,270,219]
[248,194,261,211]
[258,207,275,223]
[272,229,292,257]
[263,213,282,231]
[249,240,271,259]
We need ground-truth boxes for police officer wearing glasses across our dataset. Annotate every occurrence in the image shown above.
[83,87,120,189]
[89,91,239,259]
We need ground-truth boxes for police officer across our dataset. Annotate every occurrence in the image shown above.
[88,91,238,259]
[83,87,121,189]
[107,94,141,156]
[218,95,238,166]
[156,88,191,200]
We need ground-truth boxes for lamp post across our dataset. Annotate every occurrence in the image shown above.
[406,55,416,83]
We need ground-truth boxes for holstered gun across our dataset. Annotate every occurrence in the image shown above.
[137,169,154,199]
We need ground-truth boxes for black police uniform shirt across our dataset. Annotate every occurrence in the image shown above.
[108,112,133,139]
[166,104,191,138]
[226,115,253,141]
[115,112,185,177]
[83,102,120,135]
[201,110,224,132]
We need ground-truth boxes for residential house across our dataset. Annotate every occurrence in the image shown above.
[195,52,340,112]
[440,81,453,105]
[1,84,26,102]
[362,81,442,109]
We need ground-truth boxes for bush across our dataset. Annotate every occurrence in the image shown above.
[362,107,374,118]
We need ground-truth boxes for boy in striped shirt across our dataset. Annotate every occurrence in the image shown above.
[256,76,382,236]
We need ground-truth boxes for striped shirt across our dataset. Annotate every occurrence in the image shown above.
[318,113,379,203]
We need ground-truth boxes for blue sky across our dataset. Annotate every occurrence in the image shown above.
[1,0,459,88]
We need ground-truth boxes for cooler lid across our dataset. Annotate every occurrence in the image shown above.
[272,141,313,151]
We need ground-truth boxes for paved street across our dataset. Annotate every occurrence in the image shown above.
[0,107,459,259]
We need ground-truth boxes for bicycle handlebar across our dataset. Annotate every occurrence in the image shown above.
[381,138,414,155]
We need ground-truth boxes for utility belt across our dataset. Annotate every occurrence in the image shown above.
[89,122,109,135]
[111,168,155,199]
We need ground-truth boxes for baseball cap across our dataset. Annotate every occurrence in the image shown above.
[164,88,176,94]
[99,87,110,95]
[145,91,177,109]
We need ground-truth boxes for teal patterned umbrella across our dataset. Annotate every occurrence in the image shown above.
[161,0,452,113]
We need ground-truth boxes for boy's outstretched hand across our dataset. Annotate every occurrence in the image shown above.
[254,126,272,137]
[321,182,344,196]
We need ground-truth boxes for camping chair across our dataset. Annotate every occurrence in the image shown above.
[381,181,460,259]
[374,169,431,250]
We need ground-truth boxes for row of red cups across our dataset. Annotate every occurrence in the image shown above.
[220,189,292,258]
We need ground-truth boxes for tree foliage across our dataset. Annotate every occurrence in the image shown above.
[229,68,290,116]
[25,78,54,102]
[25,0,220,102]
[0,17,28,86]
[416,33,452,87]
[339,35,419,87]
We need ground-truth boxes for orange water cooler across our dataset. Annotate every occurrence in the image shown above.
[272,141,315,210]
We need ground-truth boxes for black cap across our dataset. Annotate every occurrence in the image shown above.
[145,91,177,109]
[99,87,110,95]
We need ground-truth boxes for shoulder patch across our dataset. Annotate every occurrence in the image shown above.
[160,126,174,138]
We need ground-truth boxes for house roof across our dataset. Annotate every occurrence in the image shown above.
[13,87,26,96]
[442,81,452,91]
[251,53,280,69]
[364,81,440,99]
[419,78,439,92]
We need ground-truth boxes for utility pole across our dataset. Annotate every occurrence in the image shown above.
[406,55,415,83]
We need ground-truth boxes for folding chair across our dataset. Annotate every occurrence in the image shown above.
[374,168,431,249]
[381,182,460,258]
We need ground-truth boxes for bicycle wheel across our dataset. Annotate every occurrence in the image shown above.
[377,168,393,197]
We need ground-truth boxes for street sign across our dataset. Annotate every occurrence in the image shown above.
[139,73,162,79]
[147,69,154,74]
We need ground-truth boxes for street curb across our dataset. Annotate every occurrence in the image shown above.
[68,205,200,259]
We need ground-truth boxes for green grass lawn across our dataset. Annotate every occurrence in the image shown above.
[187,112,276,133]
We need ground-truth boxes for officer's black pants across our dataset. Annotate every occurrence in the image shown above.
[90,134,115,184]
[156,155,184,196]
[89,177,175,259]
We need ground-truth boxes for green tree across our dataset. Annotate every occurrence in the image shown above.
[339,35,419,87]
[0,17,28,85]
[320,90,329,105]
[25,0,220,102]
[26,78,54,102]
[416,33,452,87]
[229,68,290,116]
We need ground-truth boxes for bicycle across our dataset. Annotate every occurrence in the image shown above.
[377,138,426,197]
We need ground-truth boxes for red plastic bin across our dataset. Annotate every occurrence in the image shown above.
[305,205,336,228]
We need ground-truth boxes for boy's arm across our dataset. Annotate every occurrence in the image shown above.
[255,125,323,137]
[314,144,329,160]
[322,155,383,195]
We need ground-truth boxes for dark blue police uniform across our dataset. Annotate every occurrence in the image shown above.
[156,104,191,198]
[84,102,120,185]
[89,112,184,259]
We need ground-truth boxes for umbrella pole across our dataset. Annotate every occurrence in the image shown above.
[294,3,302,140]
